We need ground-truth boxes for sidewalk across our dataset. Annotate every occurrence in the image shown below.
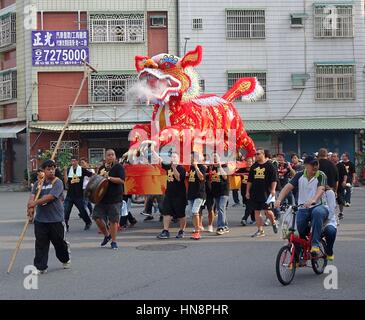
[0,183,29,192]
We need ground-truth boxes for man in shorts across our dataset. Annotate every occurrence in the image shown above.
[246,148,279,238]
[92,149,125,250]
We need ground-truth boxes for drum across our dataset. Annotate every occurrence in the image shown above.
[85,175,109,204]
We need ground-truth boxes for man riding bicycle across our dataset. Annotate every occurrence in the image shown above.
[275,155,329,257]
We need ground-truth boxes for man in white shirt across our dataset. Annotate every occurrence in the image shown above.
[275,156,329,257]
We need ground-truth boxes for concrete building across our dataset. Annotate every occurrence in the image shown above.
[178,0,365,160]
[0,0,178,183]
[0,0,24,183]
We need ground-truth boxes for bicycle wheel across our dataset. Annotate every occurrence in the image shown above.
[276,245,296,286]
[311,240,328,275]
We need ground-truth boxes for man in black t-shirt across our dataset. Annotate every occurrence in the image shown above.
[157,152,187,239]
[187,152,206,240]
[341,152,357,207]
[318,148,339,191]
[63,157,93,232]
[246,148,278,238]
[92,149,125,250]
[331,153,347,219]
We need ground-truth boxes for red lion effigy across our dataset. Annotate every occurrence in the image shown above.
[129,45,264,159]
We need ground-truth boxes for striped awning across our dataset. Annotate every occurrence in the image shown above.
[244,118,365,132]
[30,122,143,132]
[30,118,365,133]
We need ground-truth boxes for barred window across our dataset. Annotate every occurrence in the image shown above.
[315,64,355,100]
[192,18,203,30]
[0,12,16,48]
[0,70,16,101]
[89,13,145,43]
[314,4,353,38]
[227,72,266,101]
[226,9,265,39]
[50,141,79,159]
[90,74,138,103]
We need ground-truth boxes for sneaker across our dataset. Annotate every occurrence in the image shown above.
[190,231,201,240]
[157,230,170,239]
[241,219,247,226]
[310,246,321,257]
[251,230,265,238]
[144,215,154,222]
[62,260,71,269]
[207,225,214,233]
[198,226,205,232]
[223,226,230,233]
[176,230,185,239]
[272,222,279,234]
[345,202,350,207]
[84,223,92,231]
[338,213,344,220]
[327,255,335,261]
[216,228,225,235]
[34,269,47,275]
[248,220,256,225]
[100,234,112,247]
[264,218,270,226]
[140,211,151,216]
[111,242,118,250]
[129,218,137,227]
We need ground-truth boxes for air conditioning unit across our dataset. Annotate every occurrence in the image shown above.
[32,113,39,121]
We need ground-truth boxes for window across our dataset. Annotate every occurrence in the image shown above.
[192,18,203,30]
[226,9,265,39]
[314,4,353,38]
[90,74,138,103]
[227,72,266,101]
[150,15,167,28]
[50,141,79,159]
[315,64,355,100]
[88,148,105,166]
[199,79,205,92]
[89,13,145,43]
[0,70,16,101]
[0,12,16,48]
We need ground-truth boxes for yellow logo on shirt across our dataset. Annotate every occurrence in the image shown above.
[211,171,221,183]
[189,170,196,182]
[167,169,174,182]
[71,174,80,184]
[254,167,265,179]
[242,175,249,184]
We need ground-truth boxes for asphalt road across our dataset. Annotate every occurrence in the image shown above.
[0,188,364,300]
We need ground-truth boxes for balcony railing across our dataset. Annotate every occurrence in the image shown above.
[0,69,16,101]
[0,12,16,48]
[70,103,153,123]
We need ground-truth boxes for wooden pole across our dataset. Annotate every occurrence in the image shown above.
[7,61,97,274]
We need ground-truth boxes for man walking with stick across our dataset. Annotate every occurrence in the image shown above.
[27,160,71,274]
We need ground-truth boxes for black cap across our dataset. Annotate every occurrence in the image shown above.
[303,155,318,165]
[41,159,56,169]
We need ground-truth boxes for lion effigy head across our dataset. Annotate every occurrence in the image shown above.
[134,46,203,104]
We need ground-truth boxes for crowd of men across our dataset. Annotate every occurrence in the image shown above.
[27,147,357,274]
